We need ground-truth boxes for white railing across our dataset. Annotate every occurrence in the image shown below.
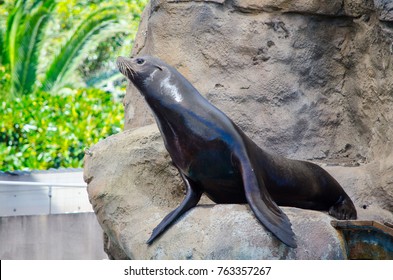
[0,181,86,187]
[0,180,92,216]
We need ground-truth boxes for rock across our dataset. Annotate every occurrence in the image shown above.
[374,0,393,21]
[84,125,393,259]
[126,0,393,166]
[85,0,393,259]
[231,0,343,15]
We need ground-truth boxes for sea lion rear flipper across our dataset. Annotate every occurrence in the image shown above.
[235,152,297,248]
[147,172,202,244]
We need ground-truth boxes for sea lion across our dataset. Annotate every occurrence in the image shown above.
[116,55,357,248]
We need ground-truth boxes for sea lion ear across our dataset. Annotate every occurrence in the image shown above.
[155,65,163,71]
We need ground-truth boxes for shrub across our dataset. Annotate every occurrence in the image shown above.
[0,88,123,171]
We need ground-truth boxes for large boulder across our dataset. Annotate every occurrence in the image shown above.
[85,0,393,259]
[84,125,393,259]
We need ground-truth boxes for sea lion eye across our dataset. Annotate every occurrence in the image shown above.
[136,58,145,65]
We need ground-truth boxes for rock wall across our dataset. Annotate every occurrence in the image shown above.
[126,0,393,165]
[85,0,393,259]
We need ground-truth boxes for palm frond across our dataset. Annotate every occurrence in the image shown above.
[4,0,24,69]
[41,7,120,92]
[85,69,122,88]
[29,0,57,13]
[4,0,57,96]
[41,0,56,10]
[13,8,52,95]
[0,29,4,66]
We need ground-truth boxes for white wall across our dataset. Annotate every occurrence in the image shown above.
[0,213,107,260]
[0,169,91,216]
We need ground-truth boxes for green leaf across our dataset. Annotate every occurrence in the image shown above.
[5,0,24,72]
[3,0,57,97]
[41,6,120,92]
[13,8,51,95]
[0,88,123,171]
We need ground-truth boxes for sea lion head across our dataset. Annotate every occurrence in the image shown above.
[117,56,168,93]
[117,55,164,80]
[117,56,189,104]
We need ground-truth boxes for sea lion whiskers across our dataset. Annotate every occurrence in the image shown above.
[116,57,136,80]
[118,61,127,76]
[124,62,136,80]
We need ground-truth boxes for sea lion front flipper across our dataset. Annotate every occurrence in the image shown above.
[235,152,297,248]
[147,171,202,245]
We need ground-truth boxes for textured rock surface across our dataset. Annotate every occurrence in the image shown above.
[126,0,393,206]
[375,0,393,21]
[126,0,393,165]
[85,0,393,259]
[84,125,393,259]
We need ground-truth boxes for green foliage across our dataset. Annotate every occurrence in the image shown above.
[10,0,56,95]
[41,6,119,92]
[0,0,147,171]
[0,89,123,171]
[0,0,147,97]
[2,0,56,96]
[0,0,146,171]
